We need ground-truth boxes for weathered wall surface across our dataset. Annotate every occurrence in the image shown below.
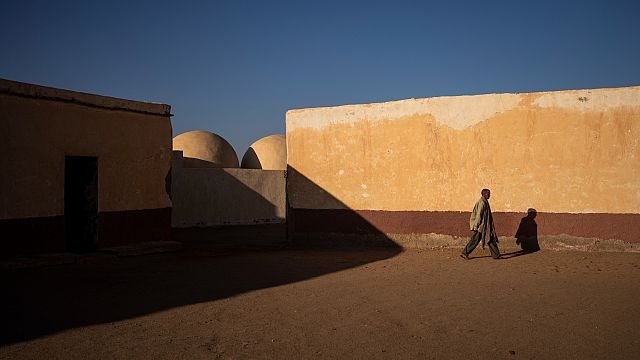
[0,79,172,254]
[171,152,286,228]
[286,86,640,248]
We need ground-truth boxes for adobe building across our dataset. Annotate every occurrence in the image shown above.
[286,86,640,251]
[170,131,286,246]
[0,79,173,256]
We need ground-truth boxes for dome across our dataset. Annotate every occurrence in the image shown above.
[241,134,286,170]
[173,130,239,168]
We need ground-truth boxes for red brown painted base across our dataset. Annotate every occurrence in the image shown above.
[98,207,171,248]
[0,215,66,256]
[290,209,639,244]
[0,207,171,257]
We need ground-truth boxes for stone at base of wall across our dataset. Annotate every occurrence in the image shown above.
[291,232,640,253]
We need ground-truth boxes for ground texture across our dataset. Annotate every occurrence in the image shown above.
[2,247,639,359]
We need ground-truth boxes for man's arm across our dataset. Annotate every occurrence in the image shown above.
[469,200,485,231]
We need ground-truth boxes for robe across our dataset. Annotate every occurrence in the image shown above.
[469,196,497,249]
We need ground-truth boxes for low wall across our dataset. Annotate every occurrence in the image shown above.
[171,152,286,228]
[286,86,640,251]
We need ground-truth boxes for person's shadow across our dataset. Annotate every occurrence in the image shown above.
[501,208,540,259]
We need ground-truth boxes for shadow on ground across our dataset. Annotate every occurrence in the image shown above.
[501,249,539,259]
[464,249,539,260]
[0,248,399,345]
[1,167,402,345]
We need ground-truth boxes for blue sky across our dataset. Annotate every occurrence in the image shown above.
[2,0,639,156]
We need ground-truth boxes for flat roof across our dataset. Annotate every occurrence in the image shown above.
[0,78,171,116]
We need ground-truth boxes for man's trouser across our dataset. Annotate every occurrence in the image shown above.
[463,230,500,259]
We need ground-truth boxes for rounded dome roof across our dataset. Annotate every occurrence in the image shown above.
[241,134,286,170]
[173,130,239,168]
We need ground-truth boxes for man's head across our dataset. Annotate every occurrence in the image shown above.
[481,188,491,199]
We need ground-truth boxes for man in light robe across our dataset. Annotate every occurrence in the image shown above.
[460,188,501,260]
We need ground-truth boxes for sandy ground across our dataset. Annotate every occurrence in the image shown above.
[1,247,639,359]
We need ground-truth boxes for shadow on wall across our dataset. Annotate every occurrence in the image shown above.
[0,166,401,345]
[515,208,540,252]
[171,152,283,230]
[241,148,262,169]
[287,166,403,249]
[499,209,540,259]
[181,156,232,168]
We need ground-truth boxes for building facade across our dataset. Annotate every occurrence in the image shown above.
[286,86,640,250]
[0,79,173,256]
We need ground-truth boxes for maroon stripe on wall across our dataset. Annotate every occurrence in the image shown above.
[0,215,66,256]
[98,207,171,247]
[0,207,171,257]
[290,209,640,243]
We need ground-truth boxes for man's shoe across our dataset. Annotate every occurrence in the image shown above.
[460,253,469,260]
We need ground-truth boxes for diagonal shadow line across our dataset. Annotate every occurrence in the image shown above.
[0,166,401,345]
[286,167,404,249]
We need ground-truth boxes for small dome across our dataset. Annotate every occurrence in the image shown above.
[173,130,239,168]
[241,134,286,170]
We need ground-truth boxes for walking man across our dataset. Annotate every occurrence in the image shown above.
[461,188,501,260]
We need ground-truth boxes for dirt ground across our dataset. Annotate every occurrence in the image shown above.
[1,247,639,359]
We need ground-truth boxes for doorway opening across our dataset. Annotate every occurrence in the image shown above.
[65,156,98,253]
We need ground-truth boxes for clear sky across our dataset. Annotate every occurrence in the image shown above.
[2,0,639,156]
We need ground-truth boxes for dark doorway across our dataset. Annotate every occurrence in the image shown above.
[65,156,98,253]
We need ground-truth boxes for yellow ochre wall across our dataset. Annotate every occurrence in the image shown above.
[288,87,640,213]
[0,79,172,255]
[0,94,172,219]
[286,86,640,245]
